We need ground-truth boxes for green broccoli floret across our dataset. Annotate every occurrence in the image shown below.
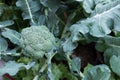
[20,25,56,59]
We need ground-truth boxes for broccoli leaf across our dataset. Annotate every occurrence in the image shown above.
[95,36,120,64]
[71,57,81,74]
[82,0,120,14]
[16,0,41,24]
[82,65,111,80]
[110,55,120,77]
[97,36,120,64]
[0,20,14,28]
[40,0,60,10]
[51,64,62,80]
[95,39,107,52]
[70,23,89,42]
[58,64,79,80]
[0,37,8,53]
[83,64,93,75]
[0,61,35,76]
[104,47,120,64]
[2,28,21,45]
[79,0,120,37]
[62,37,78,53]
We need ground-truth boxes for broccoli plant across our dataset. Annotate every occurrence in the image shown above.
[1,0,120,80]
[20,25,56,59]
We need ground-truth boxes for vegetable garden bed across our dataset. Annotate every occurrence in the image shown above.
[0,0,120,80]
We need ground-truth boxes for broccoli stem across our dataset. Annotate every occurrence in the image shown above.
[34,48,57,80]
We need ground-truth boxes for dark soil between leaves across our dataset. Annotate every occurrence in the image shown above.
[73,43,104,69]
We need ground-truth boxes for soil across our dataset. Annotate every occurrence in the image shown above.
[73,43,104,69]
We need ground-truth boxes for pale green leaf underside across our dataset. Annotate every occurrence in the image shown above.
[0,61,35,76]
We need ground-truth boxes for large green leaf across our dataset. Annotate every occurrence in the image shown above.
[82,65,111,80]
[104,47,120,64]
[79,0,120,37]
[100,36,120,63]
[2,28,21,45]
[16,0,41,24]
[62,23,89,54]
[110,55,120,77]
[45,11,60,36]
[82,0,119,14]
[0,61,35,76]
[103,35,120,46]
[95,36,120,64]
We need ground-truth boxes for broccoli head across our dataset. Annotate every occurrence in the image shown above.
[20,25,56,59]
